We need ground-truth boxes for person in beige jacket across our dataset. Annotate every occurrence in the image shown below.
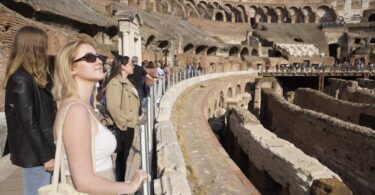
[105,55,140,181]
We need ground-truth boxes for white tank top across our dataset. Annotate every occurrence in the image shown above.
[64,120,117,175]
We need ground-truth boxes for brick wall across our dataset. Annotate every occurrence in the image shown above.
[263,91,375,195]
[0,4,109,111]
[294,88,375,129]
[325,78,375,104]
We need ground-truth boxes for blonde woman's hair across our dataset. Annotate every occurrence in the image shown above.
[4,26,50,88]
[52,40,94,102]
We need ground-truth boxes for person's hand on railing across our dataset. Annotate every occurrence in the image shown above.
[129,169,150,193]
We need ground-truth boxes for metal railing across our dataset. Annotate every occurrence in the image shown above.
[138,68,209,195]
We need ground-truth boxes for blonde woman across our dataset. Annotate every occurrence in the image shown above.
[53,40,148,194]
[4,26,56,195]
[105,55,140,181]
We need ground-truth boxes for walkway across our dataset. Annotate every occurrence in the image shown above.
[171,76,259,194]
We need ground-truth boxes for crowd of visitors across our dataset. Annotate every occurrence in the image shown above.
[260,61,375,73]
[3,26,150,195]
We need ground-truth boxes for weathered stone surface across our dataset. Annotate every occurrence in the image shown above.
[263,91,375,194]
[0,112,6,157]
[294,88,375,129]
[357,78,375,90]
[229,109,348,195]
[325,78,375,104]
[311,178,353,195]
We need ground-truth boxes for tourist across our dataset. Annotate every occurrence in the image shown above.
[128,56,155,115]
[4,26,56,195]
[52,40,148,194]
[105,55,141,182]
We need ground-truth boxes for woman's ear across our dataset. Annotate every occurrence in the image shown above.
[120,64,126,70]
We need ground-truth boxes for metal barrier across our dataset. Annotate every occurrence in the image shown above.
[138,68,211,195]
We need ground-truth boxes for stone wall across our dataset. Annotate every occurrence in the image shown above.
[0,113,6,157]
[262,91,375,195]
[155,70,254,194]
[325,78,375,104]
[357,78,375,89]
[227,109,350,195]
[294,88,375,129]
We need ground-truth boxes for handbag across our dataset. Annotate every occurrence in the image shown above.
[38,102,96,195]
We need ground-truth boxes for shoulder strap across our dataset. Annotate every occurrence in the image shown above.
[51,101,97,191]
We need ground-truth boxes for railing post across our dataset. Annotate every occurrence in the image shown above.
[140,124,150,195]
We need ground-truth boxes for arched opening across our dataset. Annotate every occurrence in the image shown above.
[227,87,233,98]
[317,6,335,23]
[240,48,249,59]
[207,47,218,55]
[215,12,224,21]
[289,7,304,23]
[229,47,240,57]
[219,91,224,108]
[184,43,194,53]
[237,5,247,23]
[196,45,207,55]
[158,40,169,49]
[351,14,362,23]
[267,8,278,23]
[233,7,243,22]
[268,49,282,57]
[236,84,241,95]
[302,6,314,23]
[251,49,259,56]
[369,14,375,22]
[329,43,340,59]
[294,38,304,42]
[249,6,257,26]
[145,35,156,48]
[370,38,375,44]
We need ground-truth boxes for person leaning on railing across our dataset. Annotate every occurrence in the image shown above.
[52,40,148,194]
[105,55,141,182]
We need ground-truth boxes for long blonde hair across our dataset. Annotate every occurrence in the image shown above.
[4,26,50,88]
[52,40,94,102]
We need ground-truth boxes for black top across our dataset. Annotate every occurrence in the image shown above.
[128,64,147,91]
[5,68,56,167]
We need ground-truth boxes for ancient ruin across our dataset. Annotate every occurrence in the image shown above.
[1,0,375,194]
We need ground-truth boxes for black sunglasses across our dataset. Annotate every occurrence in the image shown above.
[74,53,108,64]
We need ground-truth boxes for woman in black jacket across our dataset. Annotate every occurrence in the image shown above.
[4,26,56,195]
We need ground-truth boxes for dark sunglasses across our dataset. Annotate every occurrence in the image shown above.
[74,53,108,64]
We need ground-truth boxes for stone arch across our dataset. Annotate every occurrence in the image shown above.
[275,6,287,23]
[159,0,171,14]
[229,47,240,57]
[232,6,244,22]
[214,11,225,21]
[289,7,304,23]
[302,6,314,23]
[213,2,221,9]
[227,87,233,98]
[329,43,340,60]
[240,47,249,59]
[351,14,362,23]
[197,1,211,19]
[369,14,375,22]
[257,7,268,23]
[184,43,194,54]
[266,7,278,23]
[172,1,187,17]
[251,48,259,56]
[207,46,218,55]
[158,40,169,48]
[370,38,375,44]
[317,5,335,23]
[268,48,282,57]
[185,1,200,18]
[196,45,208,55]
[235,84,241,95]
[249,5,258,25]
[220,4,233,22]
[236,4,248,23]
[145,35,156,48]
[219,91,225,108]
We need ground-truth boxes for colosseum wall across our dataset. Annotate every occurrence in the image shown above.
[261,91,375,195]
[357,78,375,89]
[325,78,375,104]
[294,87,375,129]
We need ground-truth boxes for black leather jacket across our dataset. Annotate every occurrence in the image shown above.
[5,68,56,168]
